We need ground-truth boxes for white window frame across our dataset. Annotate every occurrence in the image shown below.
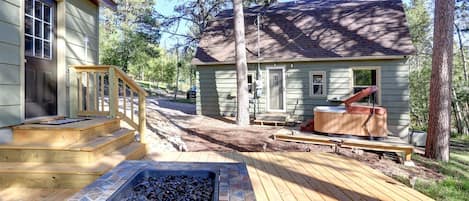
[247,73,254,95]
[350,66,381,105]
[309,71,327,97]
[266,66,286,112]
[25,0,53,59]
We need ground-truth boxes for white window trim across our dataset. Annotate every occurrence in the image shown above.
[309,71,327,97]
[266,66,287,112]
[350,66,382,105]
[247,73,254,95]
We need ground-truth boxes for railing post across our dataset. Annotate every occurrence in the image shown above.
[109,67,118,118]
[138,93,146,143]
[69,68,78,118]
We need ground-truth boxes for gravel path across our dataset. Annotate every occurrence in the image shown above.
[144,97,324,153]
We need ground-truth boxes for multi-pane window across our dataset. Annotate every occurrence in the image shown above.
[25,0,53,59]
[352,69,379,103]
[310,71,326,96]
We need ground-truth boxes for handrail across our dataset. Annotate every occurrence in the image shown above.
[113,66,149,96]
[69,65,147,143]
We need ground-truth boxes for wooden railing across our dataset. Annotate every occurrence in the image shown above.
[70,65,148,143]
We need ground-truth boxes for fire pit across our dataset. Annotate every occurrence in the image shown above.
[108,170,219,201]
[68,161,255,201]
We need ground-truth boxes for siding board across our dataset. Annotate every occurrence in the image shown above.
[0,85,20,105]
[0,0,20,25]
[0,64,20,85]
[0,21,20,45]
[0,105,21,127]
[0,43,20,65]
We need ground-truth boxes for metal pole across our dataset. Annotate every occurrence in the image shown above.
[255,14,261,119]
[174,44,180,100]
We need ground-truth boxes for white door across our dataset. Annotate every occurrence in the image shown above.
[267,67,285,111]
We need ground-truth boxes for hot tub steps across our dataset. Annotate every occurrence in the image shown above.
[0,128,135,163]
[0,142,145,188]
[0,118,146,188]
[11,118,121,146]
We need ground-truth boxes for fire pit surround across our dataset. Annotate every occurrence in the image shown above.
[68,161,255,201]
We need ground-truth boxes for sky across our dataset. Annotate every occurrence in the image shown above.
[155,0,189,49]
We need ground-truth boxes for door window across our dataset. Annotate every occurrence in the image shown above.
[25,0,53,59]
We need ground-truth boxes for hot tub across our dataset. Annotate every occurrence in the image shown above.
[314,105,387,137]
[312,86,388,137]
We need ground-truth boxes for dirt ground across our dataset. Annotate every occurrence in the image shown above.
[144,97,444,183]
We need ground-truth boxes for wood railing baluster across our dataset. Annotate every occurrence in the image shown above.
[94,73,98,111]
[131,91,134,121]
[86,72,90,111]
[100,73,105,111]
[138,93,146,143]
[123,84,127,116]
[78,72,83,112]
[109,68,118,118]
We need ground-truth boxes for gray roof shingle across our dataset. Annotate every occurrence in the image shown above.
[192,0,416,65]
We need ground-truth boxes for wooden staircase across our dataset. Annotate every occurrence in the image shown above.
[0,118,146,188]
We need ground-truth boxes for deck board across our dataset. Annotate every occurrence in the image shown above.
[0,187,79,201]
[147,152,433,201]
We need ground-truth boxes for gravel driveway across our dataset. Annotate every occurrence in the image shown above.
[143,97,320,153]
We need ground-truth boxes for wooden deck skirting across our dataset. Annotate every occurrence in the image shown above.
[147,152,433,201]
[253,119,286,126]
[274,133,414,161]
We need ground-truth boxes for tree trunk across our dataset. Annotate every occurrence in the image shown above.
[233,0,250,126]
[452,88,469,135]
[455,23,468,82]
[425,0,455,162]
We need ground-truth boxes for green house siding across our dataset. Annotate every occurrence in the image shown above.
[0,0,21,127]
[65,0,99,65]
[196,59,410,138]
[64,0,99,116]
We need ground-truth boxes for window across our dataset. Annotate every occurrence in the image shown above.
[352,68,379,103]
[25,0,53,59]
[309,71,326,96]
[248,74,253,94]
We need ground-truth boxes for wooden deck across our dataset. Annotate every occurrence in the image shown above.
[0,152,433,201]
[148,152,433,201]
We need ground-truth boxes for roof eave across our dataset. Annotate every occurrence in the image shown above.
[192,55,409,66]
[90,0,117,10]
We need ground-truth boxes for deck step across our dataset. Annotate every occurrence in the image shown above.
[0,128,135,163]
[11,118,120,146]
[0,142,146,188]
